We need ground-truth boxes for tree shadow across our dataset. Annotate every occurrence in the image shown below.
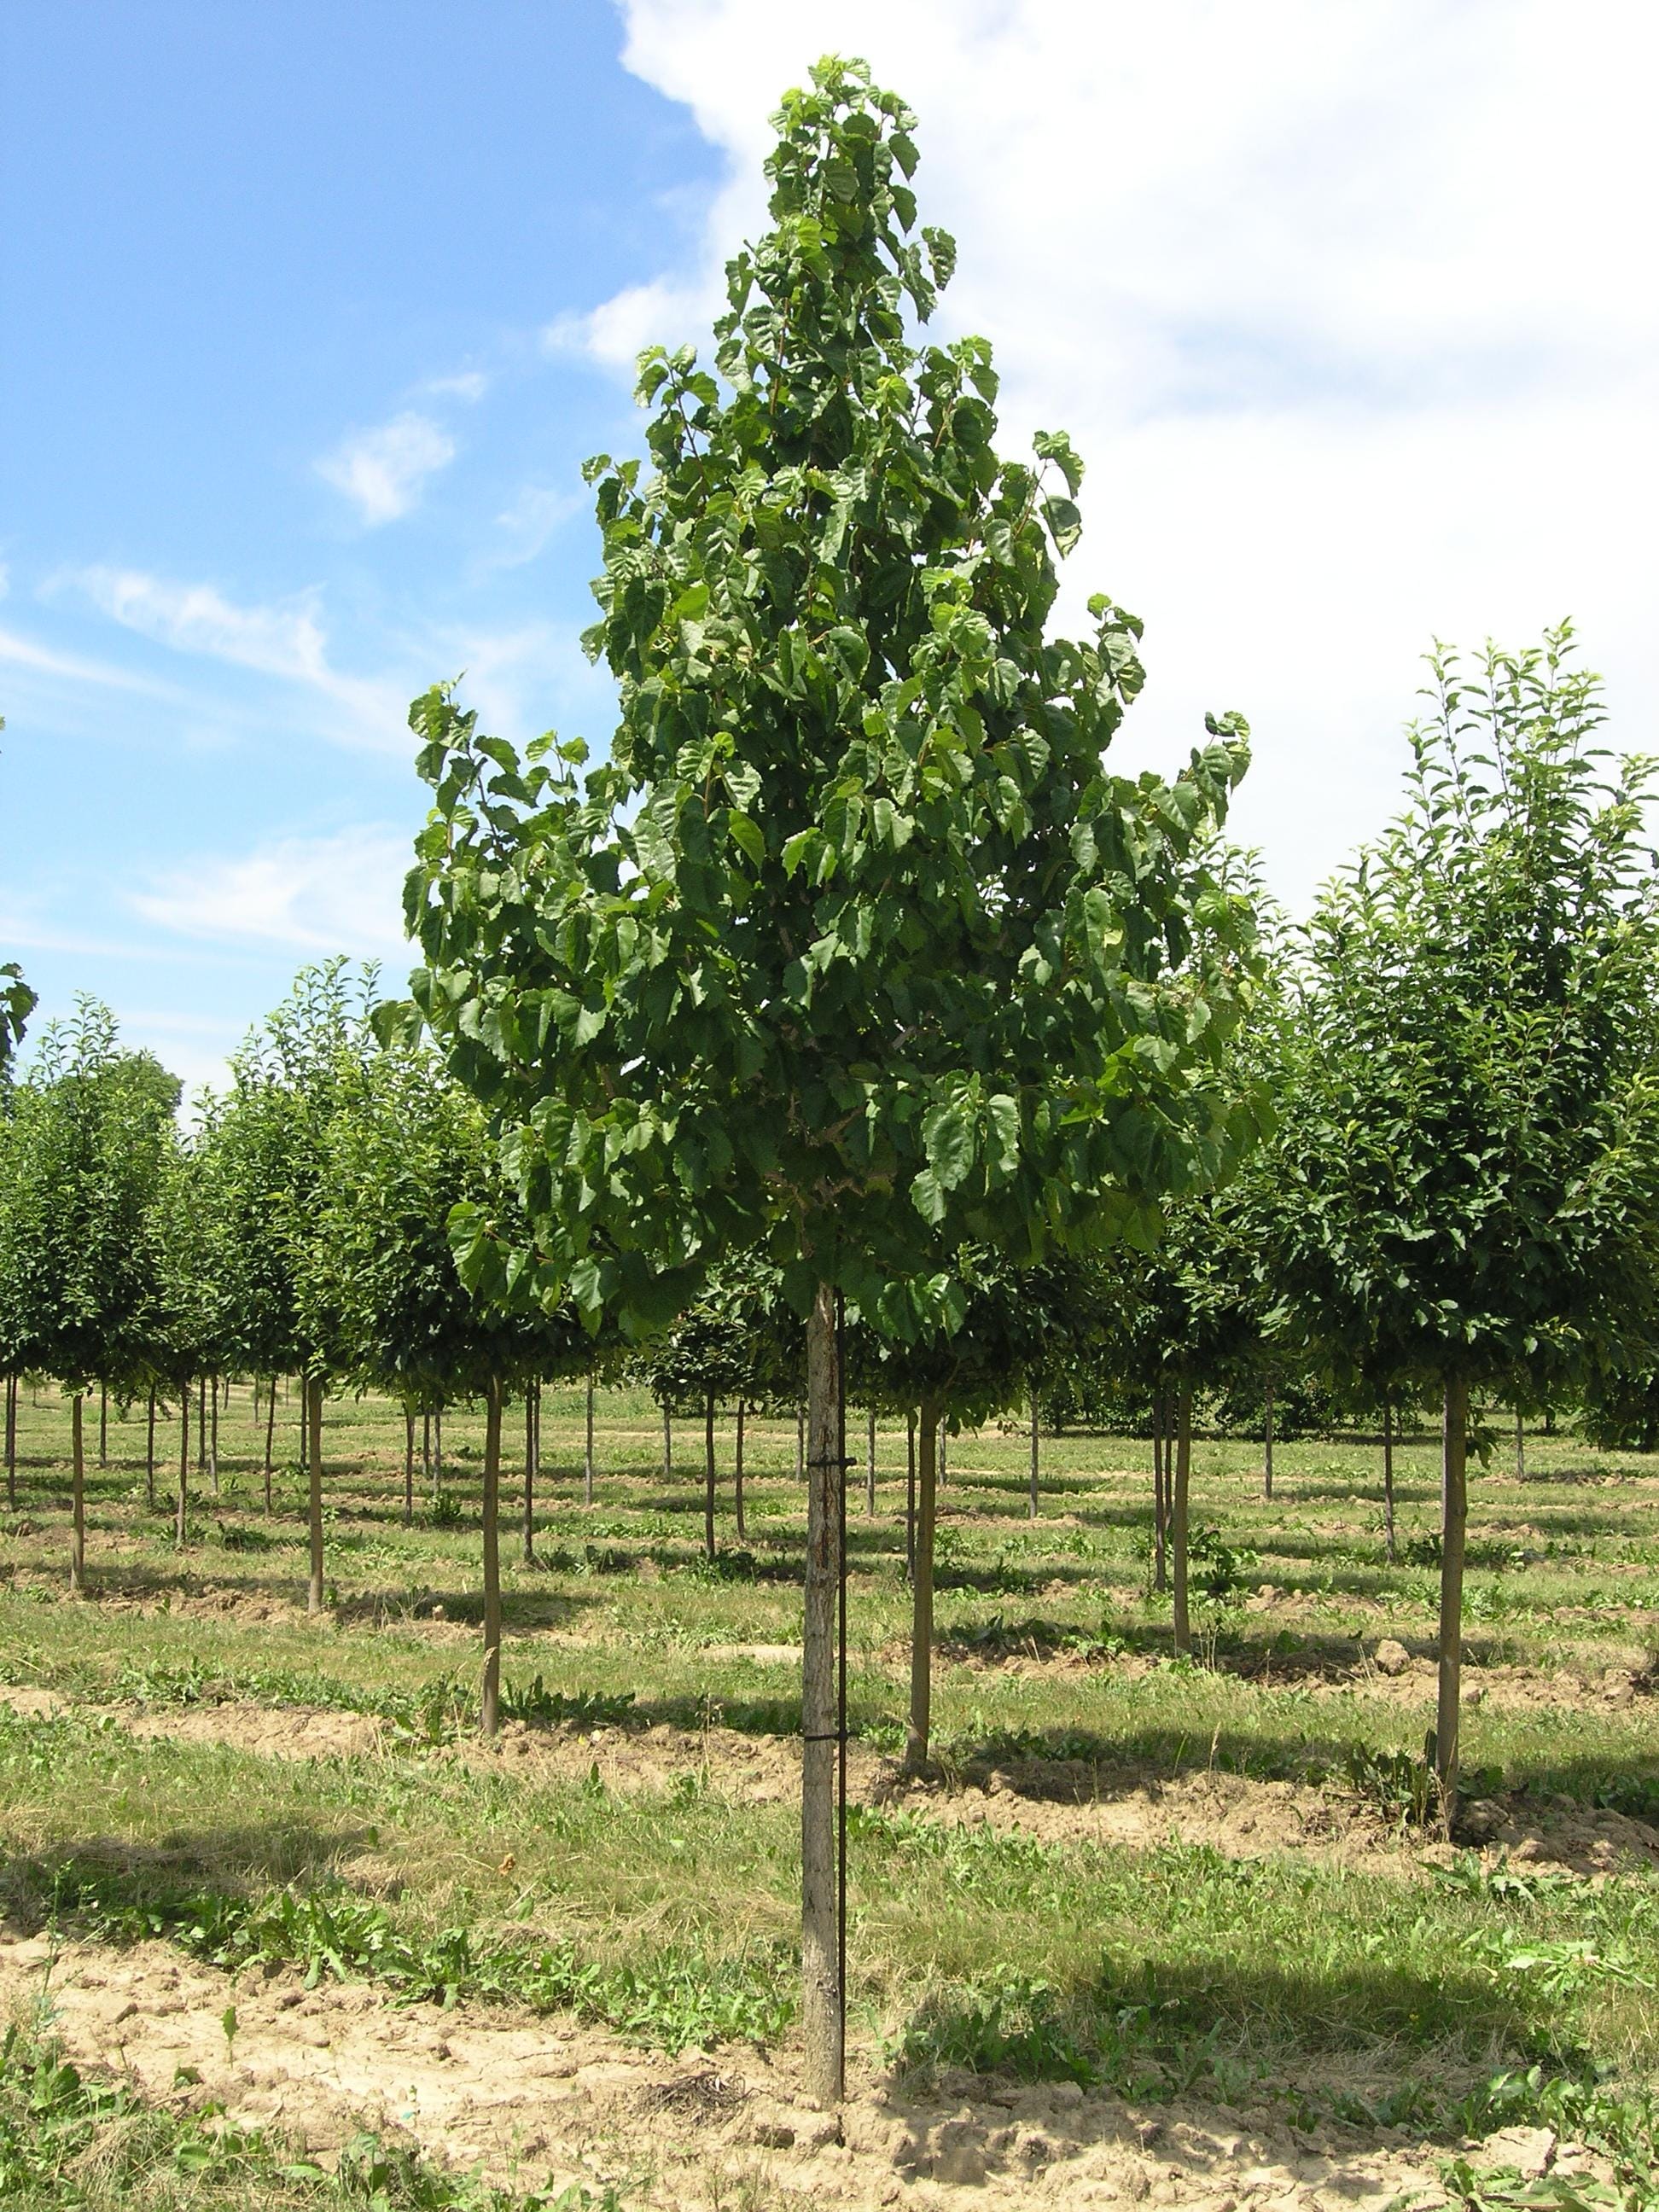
[0,1819,374,1938]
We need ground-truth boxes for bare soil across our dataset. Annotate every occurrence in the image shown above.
[0,1927,1498,2209]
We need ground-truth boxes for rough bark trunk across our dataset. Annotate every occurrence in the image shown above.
[702,1391,717,1563]
[306,1375,325,1616]
[735,1400,747,1543]
[585,1371,596,1507]
[1435,1373,1470,1833]
[1382,1393,1396,1562]
[800,1282,843,2107]
[176,1383,189,1547]
[481,1375,504,1740]
[1263,1377,1274,1502]
[905,1409,917,1582]
[404,1407,415,1528]
[1171,1381,1193,1656]
[522,1386,536,1567]
[905,1399,940,1771]
[1028,1388,1039,1521]
[145,1388,156,1509]
[70,1391,86,1592]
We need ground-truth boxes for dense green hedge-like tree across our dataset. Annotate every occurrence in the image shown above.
[1269,632,1659,1825]
[394,59,1260,2099]
[0,999,178,1584]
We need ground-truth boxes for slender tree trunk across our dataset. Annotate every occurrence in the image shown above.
[176,1382,189,1547]
[1028,1388,1039,1520]
[70,1391,86,1592]
[306,1374,325,1616]
[905,1399,940,1770]
[481,1374,504,1739]
[905,1409,917,1582]
[1152,1396,1168,1593]
[296,1377,307,1483]
[403,1407,415,1528]
[1171,1380,1193,1656]
[939,1423,947,1490]
[1435,1373,1470,1833]
[522,1386,536,1567]
[1515,1404,1525,1482]
[434,1407,444,1491]
[702,1390,717,1563]
[1263,1377,1275,1502]
[4,1372,15,1510]
[263,1379,276,1511]
[209,1377,219,1494]
[735,1400,747,1542]
[796,1404,805,1482]
[585,1371,596,1507]
[1382,1393,1396,1562]
[197,1377,207,1476]
[98,1382,108,1470]
[801,1282,843,2107]
[663,1405,672,1478]
[146,1388,156,1509]
[866,1406,876,1516]
[423,1410,433,1500]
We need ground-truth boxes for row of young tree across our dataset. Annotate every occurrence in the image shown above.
[7,56,1659,2102]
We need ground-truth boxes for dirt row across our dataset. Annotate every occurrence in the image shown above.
[0,1925,1580,2212]
[9,1682,1659,1882]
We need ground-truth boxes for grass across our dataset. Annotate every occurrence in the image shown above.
[3,1378,1659,2181]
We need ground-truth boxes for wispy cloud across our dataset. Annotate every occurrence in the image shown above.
[63,566,409,750]
[422,369,490,403]
[487,480,585,568]
[0,621,169,695]
[131,825,414,961]
[316,409,456,526]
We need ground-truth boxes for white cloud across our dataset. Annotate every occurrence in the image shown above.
[0,621,169,694]
[422,369,490,403]
[64,566,410,750]
[487,480,585,568]
[130,826,414,963]
[597,0,1659,912]
[316,409,456,526]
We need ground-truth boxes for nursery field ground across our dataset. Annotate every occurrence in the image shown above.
[3,1380,1659,2210]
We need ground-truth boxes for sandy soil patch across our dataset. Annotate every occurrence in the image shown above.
[0,1929,1477,2210]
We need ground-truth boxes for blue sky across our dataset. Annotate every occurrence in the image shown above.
[3,1,1655,1094]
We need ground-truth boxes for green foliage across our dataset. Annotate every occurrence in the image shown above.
[393,55,1261,1342]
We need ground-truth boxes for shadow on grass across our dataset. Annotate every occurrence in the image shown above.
[0,1820,372,1939]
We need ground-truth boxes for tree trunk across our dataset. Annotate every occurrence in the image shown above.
[1382,1393,1396,1562]
[1028,1388,1039,1521]
[404,1407,415,1527]
[905,1399,940,1771]
[905,1409,917,1582]
[481,1374,504,1739]
[522,1386,536,1567]
[70,1391,86,1592]
[585,1371,596,1507]
[1515,1404,1525,1481]
[1152,1395,1168,1594]
[434,1407,444,1490]
[197,1377,207,1476]
[422,1410,432,1500]
[4,1372,15,1510]
[1263,1377,1274,1502]
[735,1400,747,1543]
[663,1405,672,1477]
[800,1282,843,2108]
[1171,1381,1193,1656]
[209,1377,219,1494]
[866,1406,876,1516]
[145,1387,156,1510]
[98,1381,108,1470]
[176,1382,189,1546]
[306,1375,325,1615]
[939,1423,947,1490]
[702,1391,717,1562]
[263,1381,276,1511]
[796,1404,805,1482]
[1435,1373,1470,1833]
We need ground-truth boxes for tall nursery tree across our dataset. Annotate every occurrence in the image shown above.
[1270,630,1659,1825]
[393,58,1260,2099]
